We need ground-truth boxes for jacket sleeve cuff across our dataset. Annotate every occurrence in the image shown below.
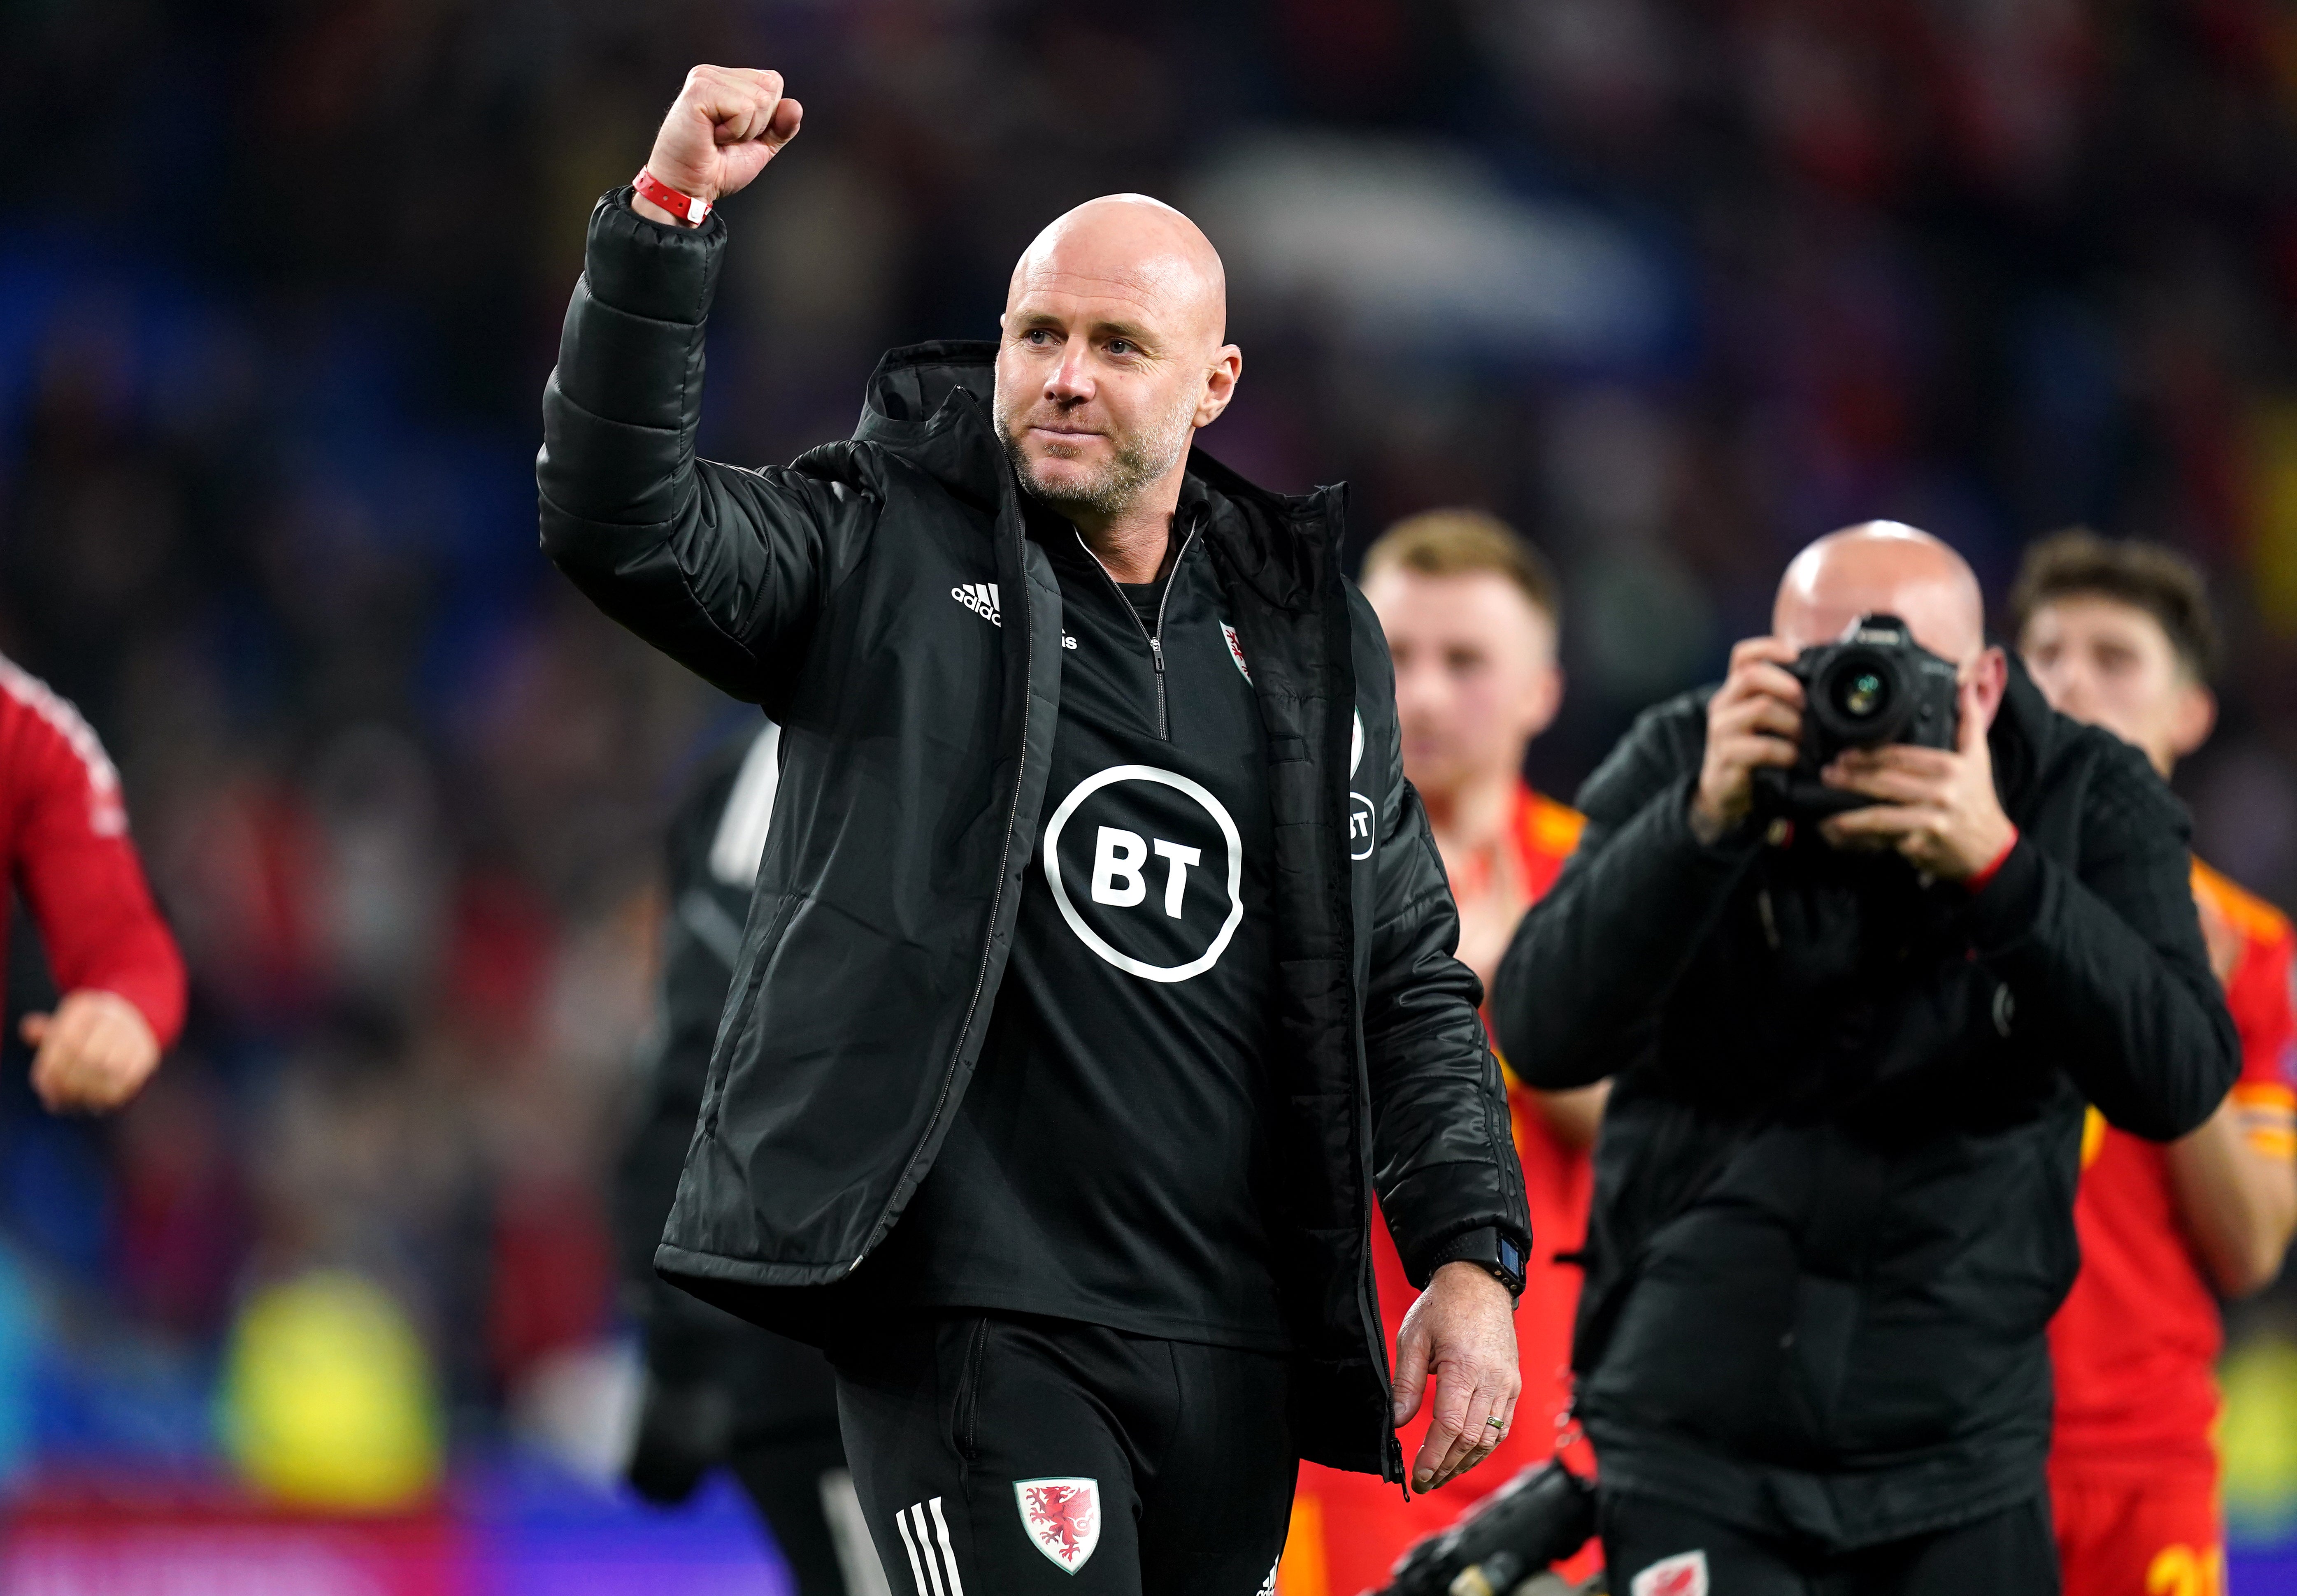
[1400,1216,1535,1292]
[583,187,728,325]
[1661,773,1767,872]
[1955,835,2046,953]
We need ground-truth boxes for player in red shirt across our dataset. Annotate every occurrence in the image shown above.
[1279,511,1597,1596]
[0,655,184,1113]
[2012,532,2297,1596]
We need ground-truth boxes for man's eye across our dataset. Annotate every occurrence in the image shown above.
[1107,339,1136,355]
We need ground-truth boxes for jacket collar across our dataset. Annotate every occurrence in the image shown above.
[1988,653,2058,813]
[848,341,1341,613]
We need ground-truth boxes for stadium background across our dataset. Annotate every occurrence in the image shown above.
[3,0,2297,1589]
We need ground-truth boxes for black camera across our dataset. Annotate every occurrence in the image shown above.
[1373,1459,1598,1596]
[1753,613,1960,821]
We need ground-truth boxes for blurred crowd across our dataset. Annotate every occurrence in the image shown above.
[2,0,2295,1511]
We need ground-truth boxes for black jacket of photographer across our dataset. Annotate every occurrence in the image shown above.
[1491,662,2237,1550]
[537,190,1527,1480]
[613,723,841,1459]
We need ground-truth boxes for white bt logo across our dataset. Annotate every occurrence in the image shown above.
[1090,828,1200,918]
[1043,764,1244,983]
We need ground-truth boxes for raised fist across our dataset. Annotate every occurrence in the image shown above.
[638,65,803,215]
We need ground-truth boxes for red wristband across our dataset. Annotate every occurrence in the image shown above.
[633,168,712,227]
[1965,827,2020,894]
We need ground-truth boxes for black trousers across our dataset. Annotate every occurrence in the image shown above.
[831,1311,1297,1595]
[1601,1489,2061,1596]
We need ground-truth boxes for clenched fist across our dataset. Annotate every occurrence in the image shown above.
[25,989,160,1115]
[634,65,803,222]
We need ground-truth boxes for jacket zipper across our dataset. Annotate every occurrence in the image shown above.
[1077,512,1199,741]
[858,507,1041,1271]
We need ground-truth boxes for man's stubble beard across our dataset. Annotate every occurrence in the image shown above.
[995,396,1197,521]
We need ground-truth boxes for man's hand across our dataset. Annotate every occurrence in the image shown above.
[1818,674,2016,879]
[24,989,160,1114]
[1391,1261,1521,1491]
[634,66,803,222]
[1690,637,1805,844]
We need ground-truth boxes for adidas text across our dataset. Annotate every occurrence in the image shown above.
[952,583,1002,626]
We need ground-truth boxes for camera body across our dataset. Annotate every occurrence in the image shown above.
[1753,613,1960,821]
[1375,1459,1597,1596]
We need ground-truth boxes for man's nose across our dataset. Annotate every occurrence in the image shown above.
[1045,337,1095,402]
[2047,669,2094,718]
[1393,661,1444,717]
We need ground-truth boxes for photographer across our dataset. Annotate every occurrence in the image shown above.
[1492,523,2237,1593]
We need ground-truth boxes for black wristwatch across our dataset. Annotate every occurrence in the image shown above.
[1430,1227,1526,1298]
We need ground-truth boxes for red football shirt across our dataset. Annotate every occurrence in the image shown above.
[0,656,185,1051]
[2047,860,2297,1478]
[1281,785,1593,1596]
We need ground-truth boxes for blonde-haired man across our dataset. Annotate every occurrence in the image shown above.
[1281,511,1601,1593]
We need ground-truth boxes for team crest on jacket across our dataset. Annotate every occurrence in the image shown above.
[1630,1550,1708,1596]
[1015,1477,1100,1572]
[1221,620,1252,682]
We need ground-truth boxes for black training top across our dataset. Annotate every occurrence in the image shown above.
[869,495,1286,1348]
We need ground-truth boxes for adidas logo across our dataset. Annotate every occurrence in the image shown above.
[953,582,1002,626]
[951,581,1076,648]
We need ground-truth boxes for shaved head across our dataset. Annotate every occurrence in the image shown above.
[1775,521,1988,664]
[993,195,1241,549]
[1007,194,1229,347]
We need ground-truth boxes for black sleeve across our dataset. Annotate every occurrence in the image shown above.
[537,190,881,706]
[1356,625,1532,1287]
[1489,693,1762,1090]
[1957,744,2238,1140]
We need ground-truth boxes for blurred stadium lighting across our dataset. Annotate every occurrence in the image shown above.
[1188,133,1672,367]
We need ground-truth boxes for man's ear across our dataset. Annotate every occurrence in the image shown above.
[1521,660,1565,743]
[1195,344,1243,428]
[2168,680,2218,763]
[1973,645,2011,729]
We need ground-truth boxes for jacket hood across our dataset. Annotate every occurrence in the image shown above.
[848,340,1343,615]
[853,340,1000,437]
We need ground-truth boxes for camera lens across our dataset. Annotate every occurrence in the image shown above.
[1840,670,1888,720]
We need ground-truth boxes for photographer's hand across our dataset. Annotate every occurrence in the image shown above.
[1818,673,2016,879]
[1392,1261,1521,1491]
[1691,637,1806,844]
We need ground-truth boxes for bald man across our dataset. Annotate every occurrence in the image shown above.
[1492,523,2235,1594]
[538,67,1528,1593]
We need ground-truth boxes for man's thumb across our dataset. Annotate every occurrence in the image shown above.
[1391,1332,1430,1425]
[19,1012,47,1045]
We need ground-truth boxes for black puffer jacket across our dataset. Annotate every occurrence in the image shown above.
[538,190,1528,1478]
[1491,663,2237,1548]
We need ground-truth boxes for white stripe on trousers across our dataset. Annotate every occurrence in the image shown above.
[895,1498,965,1596]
